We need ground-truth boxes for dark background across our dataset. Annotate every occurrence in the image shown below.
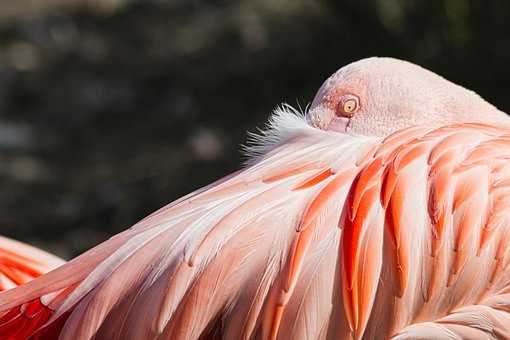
[1,0,509,258]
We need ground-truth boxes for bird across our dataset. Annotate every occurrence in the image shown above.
[1,57,510,340]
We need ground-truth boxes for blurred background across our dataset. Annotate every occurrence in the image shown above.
[0,0,509,258]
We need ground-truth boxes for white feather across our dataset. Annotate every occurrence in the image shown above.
[243,103,377,166]
[243,104,313,163]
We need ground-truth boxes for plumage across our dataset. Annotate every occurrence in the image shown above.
[1,57,510,339]
[0,236,64,291]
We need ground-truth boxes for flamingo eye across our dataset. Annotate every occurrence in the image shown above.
[337,95,359,117]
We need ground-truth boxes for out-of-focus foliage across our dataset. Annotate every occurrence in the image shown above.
[0,0,509,257]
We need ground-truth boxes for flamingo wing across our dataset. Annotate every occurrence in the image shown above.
[0,236,65,291]
[344,123,510,339]
[0,119,510,339]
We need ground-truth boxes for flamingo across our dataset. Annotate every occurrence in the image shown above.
[1,57,510,339]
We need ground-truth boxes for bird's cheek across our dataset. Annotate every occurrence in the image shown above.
[308,106,333,129]
[308,106,350,133]
[327,116,351,133]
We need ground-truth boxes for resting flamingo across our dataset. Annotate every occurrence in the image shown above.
[1,57,510,339]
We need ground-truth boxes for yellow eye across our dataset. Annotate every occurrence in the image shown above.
[337,95,359,117]
[343,99,358,113]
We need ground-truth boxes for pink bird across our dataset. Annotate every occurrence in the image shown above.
[1,57,510,339]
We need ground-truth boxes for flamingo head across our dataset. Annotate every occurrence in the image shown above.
[308,57,509,136]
